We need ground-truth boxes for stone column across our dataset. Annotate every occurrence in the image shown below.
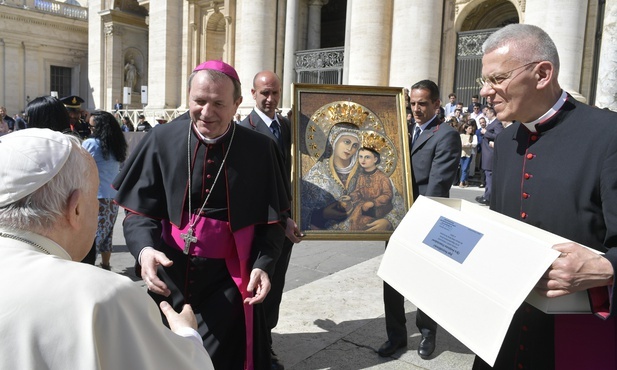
[595,0,617,110]
[397,1,443,85]
[282,0,299,108]
[0,39,4,107]
[88,0,104,109]
[307,0,328,50]
[347,0,393,86]
[1,39,20,110]
[147,0,183,109]
[389,0,419,87]
[103,24,124,111]
[525,0,588,102]
[235,0,277,108]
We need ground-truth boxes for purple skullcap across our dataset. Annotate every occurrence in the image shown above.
[193,60,240,82]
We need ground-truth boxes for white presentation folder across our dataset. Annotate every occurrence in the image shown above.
[377,195,593,366]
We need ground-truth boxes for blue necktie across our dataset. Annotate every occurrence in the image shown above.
[270,120,280,140]
[412,126,421,145]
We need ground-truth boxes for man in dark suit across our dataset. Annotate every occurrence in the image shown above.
[114,99,123,113]
[475,107,503,205]
[239,70,302,370]
[379,80,461,359]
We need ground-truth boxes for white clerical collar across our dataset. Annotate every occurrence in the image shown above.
[254,106,278,128]
[415,115,437,132]
[195,122,232,144]
[521,90,567,133]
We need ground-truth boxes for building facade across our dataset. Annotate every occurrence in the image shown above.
[1,0,616,118]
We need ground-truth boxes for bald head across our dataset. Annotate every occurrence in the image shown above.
[251,71,281,119]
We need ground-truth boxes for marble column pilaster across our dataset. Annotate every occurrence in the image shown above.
[147,0,182,109]
[525,0,588,102]
[235,0,277,107]
[390,1,443,86]
[282,0,299,108]
[595,0,617,110]
[1,39,21,110]
[347,0,392,86]
[88,0,104,109]
[103,24,124,111]
[307,0,328,50]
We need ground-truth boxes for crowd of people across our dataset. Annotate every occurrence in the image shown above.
[405,85,507,195]
[2,23,617,370]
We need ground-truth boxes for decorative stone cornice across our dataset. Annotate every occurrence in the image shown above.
[0,10,86,33]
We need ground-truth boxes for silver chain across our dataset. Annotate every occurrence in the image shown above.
[0,232,51,255]
[186,122,235,230]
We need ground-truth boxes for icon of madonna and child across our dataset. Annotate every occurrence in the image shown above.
[300,101,407,233]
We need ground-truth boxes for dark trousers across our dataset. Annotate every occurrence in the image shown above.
[384,281,438,342]
[384,238,438,342]
[264,237,294,346]
[483,169,493,201]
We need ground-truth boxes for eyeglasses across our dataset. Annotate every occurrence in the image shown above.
[476,61,541,88]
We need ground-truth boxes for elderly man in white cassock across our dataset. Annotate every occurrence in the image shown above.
[0,129,214,370]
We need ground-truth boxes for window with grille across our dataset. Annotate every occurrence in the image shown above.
[50,66,72,98]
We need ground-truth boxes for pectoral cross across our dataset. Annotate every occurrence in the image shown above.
[181,227,197,255]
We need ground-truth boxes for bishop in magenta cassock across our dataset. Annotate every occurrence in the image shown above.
[113,61,290,370]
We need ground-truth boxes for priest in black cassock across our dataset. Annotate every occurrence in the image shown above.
[113,60,290,370]
[473,24,617,370]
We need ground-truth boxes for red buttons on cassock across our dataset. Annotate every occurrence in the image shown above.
[206,174,212,179]
[519,344,525,351]
[518,363,524,369]
[531,135,538,141]
[524,173,532,180]
[205,189,210,194]
[521,212,528,219]
[526,153,534,160]
[207,159,214,164]
[522,325,528,331]
[522,192,530,199]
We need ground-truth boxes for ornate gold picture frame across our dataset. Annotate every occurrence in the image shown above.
[291,83,414,240]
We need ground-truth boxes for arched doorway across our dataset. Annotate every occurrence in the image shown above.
[454,0,519,107]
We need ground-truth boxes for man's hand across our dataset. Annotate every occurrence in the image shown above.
[140,247,174,297]
[536,242,614,298]
[285,217,303,243]
[160,301,198,332]
[365,218,392,231]
[244,268,271,305]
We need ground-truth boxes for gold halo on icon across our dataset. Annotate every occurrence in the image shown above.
[305,101,390,162]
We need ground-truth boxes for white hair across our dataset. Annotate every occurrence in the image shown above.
[483,24,560,74]
[0,135,93,233]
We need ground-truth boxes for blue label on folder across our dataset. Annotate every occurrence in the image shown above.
[422,216,483,263]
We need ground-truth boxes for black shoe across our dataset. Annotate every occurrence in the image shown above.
[475,196,489,205]
[478,184,485,188]
[417,334,436,359]
[377,339,407,357]
[270,348,284,370]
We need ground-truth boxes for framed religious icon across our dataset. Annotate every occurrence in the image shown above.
[291,83,414,241]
